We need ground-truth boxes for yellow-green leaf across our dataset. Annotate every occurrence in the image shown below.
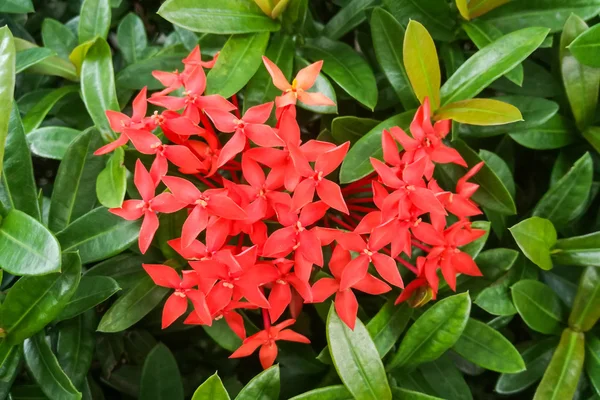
[403,20,440,110]
[434,99,522,126]
[468,0,509,19]
[69,39,97,76]
[456,0,470,20]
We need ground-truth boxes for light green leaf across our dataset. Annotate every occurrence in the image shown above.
[0,0,34,13]
[14,37,77,81]
[0,27,15,179]
[42,18,77,60]
[191,373,231,400]
[28,127,81,160]
[569,23,600,67]
[568,267,600,332]
[15,48,55,74]
[235,365,279,400]
[434,99,522,126]
[511,279,567,335]
[78,0,111,43]
[585,334,600,396]
[403,20,440,109]
[509,217,556,270]
[96,147,127,208]
[22,86,79,134]
[0,342,21,399]
[117,13,148,64]
[551,231,600,267]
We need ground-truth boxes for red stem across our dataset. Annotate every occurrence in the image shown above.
[411,239,432,252]
[348,205,378,213]
[231,95,241,119]
[328,215,355,231]
[262,308,271,329]
[342,187,373,196]
[347,197,374,204]
[395,256,418,274]
[194,174,217,189]
[199,111,221,148]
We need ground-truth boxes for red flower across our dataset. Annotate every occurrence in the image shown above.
[142,264,211,328]
[185,300,257,340]
[311,246,390,329]
[267,258,313,323]
[109,160,185,253]
[436,162,485,218]
[230,319,310,369]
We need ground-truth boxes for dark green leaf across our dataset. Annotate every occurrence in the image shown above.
[474,273,517,316]
[57,312,96,389]
[324,0,377,40]
[24,333,81,400]
[0,0,33,13]
[117,13,147,64]
[140,343,184,400]
[568,267,600,332]
[202,318,242,352]
[327,306,391,400]
[509,115,575,150]
[235,365,279,400]
[14,37,77,81]
[0,27,15,178]
[490,60,560,98]
[585,334,600,396]
[158,0,280,34]
[367,301,412,358]
[15,48,55,74]
[439,43,465,79]
[85,253,146,290]
[331,116,379,145]
[22,86,79,134]
[28,127,81,160]
[511,279,567,335]
[387,293,471,370]
[42,18,77,60]
[391,387,444,400]
[382,0,455,42]
[116,55,187,90]
[0,342,21,399]
[78,0,111,43]
[552,231,600,267]
[58,276,121,321]
[191,373,231,400]
[96,147,127,209]
[509,217,556,270]
[418,355,471,400]
[288,385,352,400]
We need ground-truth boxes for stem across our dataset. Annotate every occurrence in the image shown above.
[236,232,245,253]
[231,95,241,119]
[395,256,418,274]
[262,307,271,330]
[199,111,221,148]
[328,215,355,231]
[194,174,217,189]
[342,187,373,196]
[348,205,377,213]
[411,239,431,252]
[348,197,374,204]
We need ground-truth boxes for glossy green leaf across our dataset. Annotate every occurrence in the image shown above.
[568,267,600,332]
[174,25,199,51]
[24,333,81,400]
[370,7,418,110]
[69,39,96,76]
[561,14,600,131]
[81,38,119,142]
[382,0,455,42]
[98,275,169,333]
[303,37,377,110]
[439,43,465,79]
[327,306,391,400]
[28,127,81,160]
[495,337,559,394]
[294,56,338,114]
[0,209,60,275]
[511,279,567,335]
[235,365,279,400]
[388,293,471,370]
[56,207,141,264]
[340,111,413,183]
[85,253,146,290]
[244,34,294,113]
[490,59,560,98]
[96,147,127,209]
[191,373,231,400]
[289,385,352,400]
[552,231,600,267]
[391,387,444,400]
[440,27,549,105]
[0,342,21,399]
[462,20,523,85]
[434,99,522,126]
[532,153,592,229]
[158,0,280,34]
[418,355,471,400]
[42,18,77,60]
[13,37,77,81]
[22,85,79,133]
[15,48,55,74]
[48,128,105,232]
[0,252,81,345]
[331,116,379,145]
[140,344,184,400]
[367,301,413,358]
[324,0,376,40]
[533,328,584,400]
[206,33,270,99]
[583,126,600,153]
[509,114,575,150]
[57,312,96,389]
[474,273,517,316]
[569,23,600,67]
[478,150,515,197]
[0,0,33,13]
[453,318,525,373]
[509,217,556,270]
[0,27,15,179]
[0,106,41,220]
[202,318,242,352]
[403,20,441,110]
[116,55,187,90]
[78,0,111,43]
[58,276,120,321]
[585,334,600,396]
[117,13,147,64]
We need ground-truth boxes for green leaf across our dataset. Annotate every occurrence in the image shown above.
[569,23,600,67]
[474,273,517,316]
[78,0,111,43]
[0,209,60,275]
[0,342,21,398]
[418,355,471,400]
[81,38,119,142]
[440,27,549,105]
[495,337,559,394]
[509,114,575,150]
[202,318,242,351]
[85,253,146,290]
[453,318,525,373]
[568,267,600,332]
[24,333,81,400]
[294,56,338,114]
[28,127,81,160]
[459,220,490,258]
[303,37,377,110]
[244,34,294,113]
[117,13,147,64]
[0,27,15,180]
[483,0,600,33]
[552,231,600,267]
[370,8,418,110]
[174,25,199,51]
[391,387,444,400]
[511,279,567,335]
[0,106,41,220]
[467,0,509,19]
[456,0,470,20]
[140,344,184,400]
[58,276,121,321]
[461,20,523,86]
[403,20,440,109]
[0,252,81,345]
[583,126,600,153]
[57,312,96,389]
[191,373,231,400]
[331,116,379,145]
[490,59,560,98]
[478,149,515,197]
[289,385,352,400]
[15,48,55,74]
[42,18,77,60]
[97,275,169,333]
[340,110,414,183]
[158,0,280,34]
[206,33,270,99]
[327,306,391,400]
[434,99,522,126]
[0,0,33,13]
[56,207,141,264]
[387,293,471,370]
[48,128,105,232]
[367,301,412,358]
[585,334,600,396]
[96,147,127,209]
[22,85,79,133]
[324,0,377,40]
[116,55,187,91]
[235,365,279,400]
[14,38,77,81]
[532,153,592,229]
[509,217,556,270]
[382,0,455,42]
[533,328,584,400]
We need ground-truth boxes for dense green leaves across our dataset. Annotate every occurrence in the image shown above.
[116,55,187,90]
[42,18,77,60]
[331,117,379,145]
[15,48,55,74]
[78,0,111,43]
[508,115,575,149]
[96,147,127,208]
[417,355,471,400]
[0,342,21,398]
[388,293,471,370]
[403,20,440,109]
[586,334,600,395]
[140,344,184,400]
[509,217,556,270]
[367,302,412,358]
[551,231,600,267]
[28,127,81,160]
[327,306,391,400]
[511,280,567,335]
[382,0,455,41]
[323,0,377,40]
[58,276,120,321]
[117,13,148,64]
[0,252,81,345]
[569,23,600,67]
[22,86,79,134]
[568,267,600,331]
[235,365,279,400]
[0,27,15,178]
[192,373,230,400]
[57,312,96,389]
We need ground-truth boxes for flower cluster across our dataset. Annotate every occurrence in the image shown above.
[101,46,485,369]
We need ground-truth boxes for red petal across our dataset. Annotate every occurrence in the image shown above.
[311,278,338,302]
[244,124,284,147]
[182,206,208,248]
[206,283,234,314]
[125,128,161,154]
[262,56,291,91]
[163,117,206,136]
[352,274,391,295]
[291,178,315,211]
[298,229,323,266]
[215,130,246,169]
[295,60,322,90]
[204,108,237,132]
[371,253,404,288]
[315,142,349,177]
[151,193,186,213]
[389,126,419,151]
[335,290,358,330]
[382,129,401,166]
[224,311,247,339]
[184,64,207,95]
[147,95,186,111]
[207,195,247,220]
[371,158,402,188]
[132,87,148,122]
[162,175,201,204]
[187,289,212,325]
[259,343,278,369]
[106,110,130,133]
[316,179,348,214]
[243,102,273,124]
[411,222,445,246]
[139,211,159,253]
[277,329,311,343]
[339,255,369,291]
[109,200,144,220]
[269,283,292,323]
[262,226,296,258]
[329,245,351,279]
[297,91,335,107]
[299,201,329,226]
[300,140,336,161]
[410,187,446,216]
[134,159,155,202]
[336,232,366,252]
[230,337,264,358]
[142,264,181,288]
[162,293,188,328]
[94,133,128,155]
[242,156,265,188]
